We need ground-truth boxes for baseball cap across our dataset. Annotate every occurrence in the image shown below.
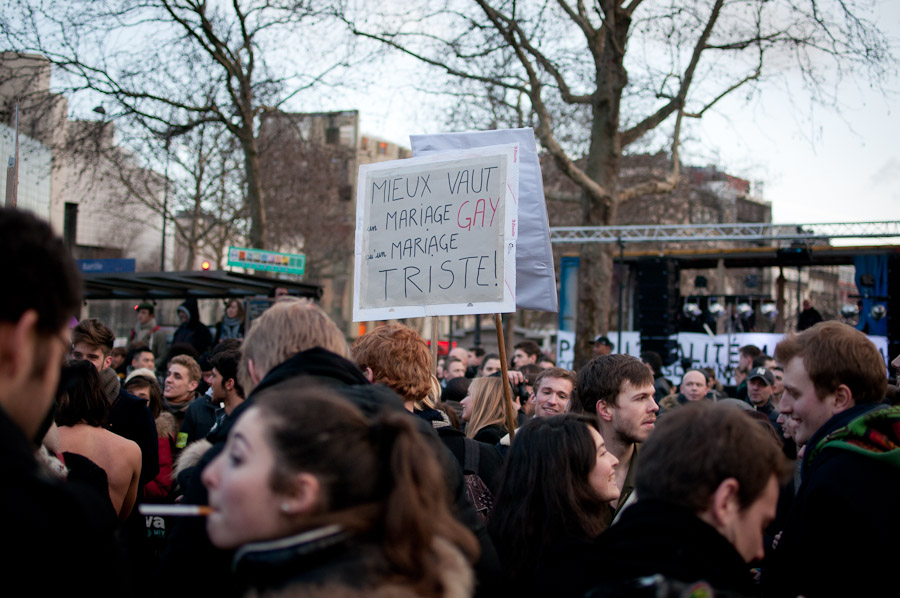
[748,367,775,386]
[590,335,613,347]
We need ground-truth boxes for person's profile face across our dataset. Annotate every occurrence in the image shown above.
[481,358,501,376]
[137,309,152,324]
[132,351,155,370]
[727,475,779,563]
[72,342,110,372]
[274,288,289,298]
[609,380,658,443]
[202,408,296,549]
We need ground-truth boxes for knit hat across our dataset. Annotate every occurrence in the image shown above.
[125,367,157,385]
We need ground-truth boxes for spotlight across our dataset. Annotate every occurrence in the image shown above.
[760,303,778,319]
[870,304,887,321]
[708,302,725,317]
[840,304,859,319]
[737,303,754,319]
[683,303,702,319]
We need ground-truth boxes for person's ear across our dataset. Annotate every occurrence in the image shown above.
[0,310,39,390]
[833,384,854,413]
[280,472,320,516]
[248,359,262,385]
[224,378,235,391]
[708,477,741,530]
[363,366,375,383]
[188,378,199,392]
[596,399,613,422]
[103,354,113,370]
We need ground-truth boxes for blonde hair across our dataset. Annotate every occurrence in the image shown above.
[239,298,349,392]
[465,377,513,439]
[169,354,201,383]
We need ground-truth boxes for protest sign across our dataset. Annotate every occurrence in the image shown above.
[353,144,519,322]
[607,331,890,385]
[411,128,557,313]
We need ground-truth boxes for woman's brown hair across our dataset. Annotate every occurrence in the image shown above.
[252,384,479,597]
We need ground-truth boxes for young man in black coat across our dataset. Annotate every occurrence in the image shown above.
[765,322,899,597]
[0,208,126,595]
[582,402,791,597]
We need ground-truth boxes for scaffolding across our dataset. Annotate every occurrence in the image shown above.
[550,221,900,244]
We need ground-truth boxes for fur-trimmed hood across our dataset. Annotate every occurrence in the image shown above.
[239,527,474,598]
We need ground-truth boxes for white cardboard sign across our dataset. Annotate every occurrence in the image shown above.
[353,144,519,321]
[411,128,557,313]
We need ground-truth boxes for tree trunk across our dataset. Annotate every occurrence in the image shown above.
[243,134,267,249]
[573,14,628,367]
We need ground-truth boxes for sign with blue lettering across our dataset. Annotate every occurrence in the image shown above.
[354,144,519,321]
[77,258,136,273]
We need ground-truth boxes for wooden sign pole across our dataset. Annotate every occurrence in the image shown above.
[494,313,517,441]
[430,316,439,372]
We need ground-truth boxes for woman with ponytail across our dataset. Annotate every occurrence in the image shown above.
[201,385,479,597]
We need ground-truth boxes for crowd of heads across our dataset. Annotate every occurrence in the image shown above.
[4,202,898,597]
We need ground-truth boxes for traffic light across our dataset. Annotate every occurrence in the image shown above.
[201,260,211,270]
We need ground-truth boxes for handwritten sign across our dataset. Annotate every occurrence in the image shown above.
[353,145,518,321]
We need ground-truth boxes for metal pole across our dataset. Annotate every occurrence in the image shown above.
[617,238,625,353]
[473,313,481,348]
[161,137,170,271]
[5,105,19,208]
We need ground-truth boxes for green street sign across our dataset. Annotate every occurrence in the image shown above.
[227,246,306,276]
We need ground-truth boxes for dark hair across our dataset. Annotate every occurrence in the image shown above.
[124,373,164,418]
[72,318,116,355]
[441,376,471,403]
[578,354,653,411]
[130,346,154,366]
[488,414,611,579]
[740,344,762,360]
[253,386,479,597]
[444,356,464,367]
[56,360,109,427]
[0,208,81,333]
[210,348,244,398]
[469,347,485,358]
[513,340,541,359]
[752,354,775,368]
[774,321,887,404]
[479,353,501,373]
[636,402,791,512]
[162,342,201,368]
[518,363,542,386]
[640,351,662,375]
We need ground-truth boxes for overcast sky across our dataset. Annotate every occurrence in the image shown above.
[347,1,900,229]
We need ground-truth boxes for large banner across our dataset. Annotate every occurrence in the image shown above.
[606,331,890,385]
[354,144,519,321]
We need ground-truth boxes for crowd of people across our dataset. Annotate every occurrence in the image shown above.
[3,205,900,597]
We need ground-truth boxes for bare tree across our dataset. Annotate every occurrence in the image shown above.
[344,0,894,363]
[3,0,359,249]
[259,110,356,281]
